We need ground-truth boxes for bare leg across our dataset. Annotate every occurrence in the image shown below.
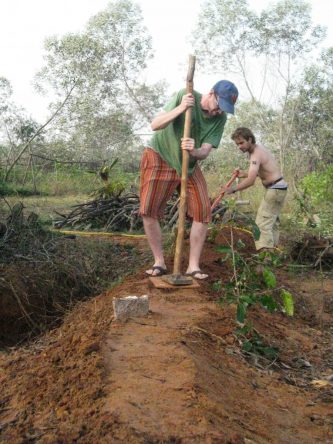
[186,221,208,279]
[142,215,166,275]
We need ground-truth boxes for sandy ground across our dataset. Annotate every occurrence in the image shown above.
[0,227,332,443]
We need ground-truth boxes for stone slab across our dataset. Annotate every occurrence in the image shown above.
[113,295,149,321]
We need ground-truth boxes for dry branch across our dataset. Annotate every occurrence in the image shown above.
[53,192,228,232]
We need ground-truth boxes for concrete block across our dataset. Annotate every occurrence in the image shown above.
[113,295,149,321]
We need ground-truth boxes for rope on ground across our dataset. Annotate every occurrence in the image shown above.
[54,229,147,238]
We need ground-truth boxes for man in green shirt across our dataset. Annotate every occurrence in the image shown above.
[140,80,238,279]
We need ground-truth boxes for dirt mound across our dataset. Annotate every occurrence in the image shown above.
[0,227,332,443]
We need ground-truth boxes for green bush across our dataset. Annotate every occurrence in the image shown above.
[3,164,140,197]
[36,169,97,196]
[0,181,42,197]
[300,164,333,204]
[283,165,333,238]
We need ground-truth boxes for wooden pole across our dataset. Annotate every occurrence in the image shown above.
[173,55,196,276]
[211,171,240,210]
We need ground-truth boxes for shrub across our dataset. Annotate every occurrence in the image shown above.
[300,164,333,204]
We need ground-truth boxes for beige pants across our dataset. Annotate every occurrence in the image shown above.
[255,188,287,250]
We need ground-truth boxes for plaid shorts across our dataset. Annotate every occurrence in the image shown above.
[139,148,211,223]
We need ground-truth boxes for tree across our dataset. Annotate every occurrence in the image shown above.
[0,77,43,181]
[192,0,326,171]
[34,0,165,164]
[287,48,333,172]
[202,99,279,178]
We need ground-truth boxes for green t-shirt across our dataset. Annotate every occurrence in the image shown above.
[149,89,227,176]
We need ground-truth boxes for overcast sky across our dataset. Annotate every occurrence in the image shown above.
[1,0,332,121]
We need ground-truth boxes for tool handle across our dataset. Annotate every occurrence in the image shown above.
[211,171,239,211]
[173,55,196,275]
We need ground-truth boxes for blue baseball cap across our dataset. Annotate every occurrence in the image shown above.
[213,80,238,114]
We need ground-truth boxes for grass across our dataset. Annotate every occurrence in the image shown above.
[0,165,140,226]
[1,165,331,240]
[0,194,90,225]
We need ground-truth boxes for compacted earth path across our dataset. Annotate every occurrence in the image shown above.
[1,227,332,443]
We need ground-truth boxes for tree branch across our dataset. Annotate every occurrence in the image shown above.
[4,82,77,181]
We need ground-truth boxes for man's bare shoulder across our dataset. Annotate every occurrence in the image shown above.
[251,143,271,159]
[256,143,268,153]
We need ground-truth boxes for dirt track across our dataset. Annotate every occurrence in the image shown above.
[1,227,333,443]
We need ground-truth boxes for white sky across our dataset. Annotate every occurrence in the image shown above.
[0,0,332,122]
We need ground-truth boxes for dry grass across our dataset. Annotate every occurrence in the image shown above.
[0,203,146,347]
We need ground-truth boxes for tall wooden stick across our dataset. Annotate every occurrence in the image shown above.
[173,55,196,276]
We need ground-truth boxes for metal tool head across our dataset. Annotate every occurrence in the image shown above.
[161,274,194,286]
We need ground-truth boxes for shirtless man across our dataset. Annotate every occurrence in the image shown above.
[222,127,288,251]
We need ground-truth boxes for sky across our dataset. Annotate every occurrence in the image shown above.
[0,0,332,122]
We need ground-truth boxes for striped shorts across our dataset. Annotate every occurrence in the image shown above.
[139,148,211,223]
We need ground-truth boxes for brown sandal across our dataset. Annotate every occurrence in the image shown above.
[145,266,167,277]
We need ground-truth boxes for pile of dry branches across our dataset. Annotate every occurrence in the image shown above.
[53,192,227,232]
[54,192,143,231]
[290,234,333,269]
[0,203,144,346]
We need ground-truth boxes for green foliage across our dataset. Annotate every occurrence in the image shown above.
[250,223,260,241]
[254,0,325,57]
[262,268,277,289]
[300,164,333,204]
[213,234,294,362]
[214,245,292,324]
[215,245,232,254]
[260,295,279,312]
[93,181,126,199]
[289,48,333,168]
[192,0,256,69]
[285,166,333,238]
[0,181,43,197]
[235,324,279,359]
[99,159,118,182]
[236,303,246,324]
[280,289,294,316]
[212,280,223,292]
[193,0,327,173]
[193,0,325,83]
[1,163,136,198]
[33,167,99,196]
[240,330,279,360]
[13,119,43,144]
[92,159,137,199]
[32,0,165,166]
[257,250,283,267]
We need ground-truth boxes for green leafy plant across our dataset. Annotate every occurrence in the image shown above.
[262,267,277,289]
[236,325,279,360]
[285,165,333,238]
[280,289,294,316]
[92,159,129,199]
[300,164,333,204]
[213,230,294,363]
